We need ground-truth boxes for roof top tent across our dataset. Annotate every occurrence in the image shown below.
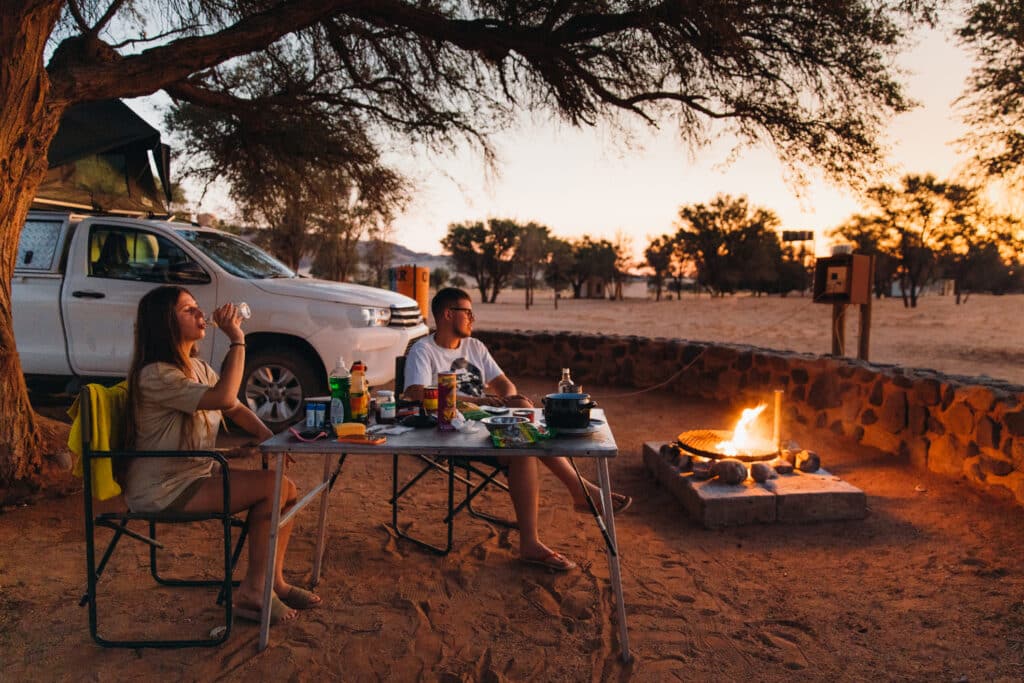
[32,99,172,216]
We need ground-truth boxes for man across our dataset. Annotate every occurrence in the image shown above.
[403,287,631,572]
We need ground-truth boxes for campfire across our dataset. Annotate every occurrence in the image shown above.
[662,391,821,485]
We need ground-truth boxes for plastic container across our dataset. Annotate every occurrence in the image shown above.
[375,390,396,424]
[328,357,351,425]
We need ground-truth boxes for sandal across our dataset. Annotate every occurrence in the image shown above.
[279,585,322,610]
[520,551,577,572]
[234,595,296,626]
[574,492,632,516]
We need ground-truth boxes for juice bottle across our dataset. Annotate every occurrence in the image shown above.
[349,360,370,423]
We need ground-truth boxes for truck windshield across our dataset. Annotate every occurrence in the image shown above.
[176,229,296,279]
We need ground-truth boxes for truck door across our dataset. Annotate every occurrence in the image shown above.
[62,222,217,375]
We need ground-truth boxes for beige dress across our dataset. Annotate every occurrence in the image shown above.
[123,359,222,512]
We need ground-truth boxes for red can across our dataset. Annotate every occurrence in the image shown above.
[437,372,458,431]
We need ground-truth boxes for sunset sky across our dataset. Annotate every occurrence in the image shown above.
[140,22,976,261]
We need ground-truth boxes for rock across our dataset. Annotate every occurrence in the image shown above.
[691,458,714,480]
[772,457,794,475]
[712,459,748,485]
[944,402,975,437]
[751,462,777,482]
[795,450,821,472]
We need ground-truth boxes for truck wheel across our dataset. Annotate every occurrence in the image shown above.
[242,349,323,432]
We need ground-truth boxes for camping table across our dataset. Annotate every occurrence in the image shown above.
[257,408,630,661]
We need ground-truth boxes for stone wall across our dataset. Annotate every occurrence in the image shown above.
[476,330,1024,505]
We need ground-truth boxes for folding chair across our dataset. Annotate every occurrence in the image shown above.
[389,356,517,555]
[75,383,248,648]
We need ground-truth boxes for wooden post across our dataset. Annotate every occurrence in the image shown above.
[831,303,846,355]
[857,255,875,361]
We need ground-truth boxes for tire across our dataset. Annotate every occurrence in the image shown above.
[242,347,324,433]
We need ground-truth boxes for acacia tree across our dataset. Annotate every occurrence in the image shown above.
[0,1,934,498]
[544,238,575,308]
[644,235,674,302]
[568,236,617,299]
[675,195,781,296]
[515,222,553,310]
[441,219,519,303]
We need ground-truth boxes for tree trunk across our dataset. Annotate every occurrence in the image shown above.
[0,3,67,502]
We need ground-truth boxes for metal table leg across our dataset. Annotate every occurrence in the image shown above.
[311,453,333,586]
[258,454,285,651]
[596,458,631,662]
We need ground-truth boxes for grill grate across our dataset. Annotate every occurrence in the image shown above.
[676,429,777,462]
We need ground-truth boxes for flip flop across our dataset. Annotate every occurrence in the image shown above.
[520,551,577,572]
[574,492,632,516]
[234,595,296,626]
[279,585,322,610]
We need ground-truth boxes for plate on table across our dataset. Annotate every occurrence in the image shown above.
[544,419,604,436]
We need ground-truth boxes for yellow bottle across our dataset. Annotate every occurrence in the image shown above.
[349,361,370,423]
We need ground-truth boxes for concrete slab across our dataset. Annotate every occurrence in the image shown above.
[765,469,868,523]
[643,442,867,529]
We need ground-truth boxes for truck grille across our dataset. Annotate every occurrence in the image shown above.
[388,304,423,328]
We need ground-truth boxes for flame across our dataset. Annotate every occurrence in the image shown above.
[716,404,767,456]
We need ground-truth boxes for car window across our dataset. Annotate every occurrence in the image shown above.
[176,229,296,279]
[88,226,211,284]
[17,218,63,270]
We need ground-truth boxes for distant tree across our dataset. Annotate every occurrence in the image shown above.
[956,1,1024,189]
[441,219,519,303]
[515,222,553,309]
[450,274,468,289]
[675,195,781,296]
[568,237,616,299]
[364,224,396,288]
[836,174,1000,307]
[430,267,451,290]
[544,238,575,307]
[610,230,635,301]
[644,235,675,302]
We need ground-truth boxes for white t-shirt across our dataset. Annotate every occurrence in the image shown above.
[404,335,503,398]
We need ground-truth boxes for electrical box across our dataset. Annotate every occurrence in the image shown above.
[813,254,872,305]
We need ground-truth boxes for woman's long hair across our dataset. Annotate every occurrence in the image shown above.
[123,285,198,452]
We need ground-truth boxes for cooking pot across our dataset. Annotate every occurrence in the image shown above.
[542,392,596,429]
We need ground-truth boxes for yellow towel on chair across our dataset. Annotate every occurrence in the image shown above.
[68,382,128,501]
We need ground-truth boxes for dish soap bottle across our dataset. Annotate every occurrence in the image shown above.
[558,368,575,394]
[329,357,351,425]
[349,360,370,423]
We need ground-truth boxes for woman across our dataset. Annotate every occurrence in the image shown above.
[122,285,320,624]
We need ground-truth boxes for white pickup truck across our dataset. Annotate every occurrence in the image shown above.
[14,211,428,430]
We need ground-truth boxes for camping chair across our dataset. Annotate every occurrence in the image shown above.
[389,356,516,556]
[75,383,249,648]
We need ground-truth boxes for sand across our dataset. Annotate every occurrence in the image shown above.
[4,293,1024,680]
[471,289,1024,387]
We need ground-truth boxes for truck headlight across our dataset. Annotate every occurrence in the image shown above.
[359,307,391,327]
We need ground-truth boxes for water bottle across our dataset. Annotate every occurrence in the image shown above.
[558,368,575,394]
[329,357,351,425]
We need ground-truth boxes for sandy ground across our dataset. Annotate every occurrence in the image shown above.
[473,289,1024,387]
[4,293,1024,680]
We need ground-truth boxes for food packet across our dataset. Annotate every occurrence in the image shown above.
[489,422,551,448]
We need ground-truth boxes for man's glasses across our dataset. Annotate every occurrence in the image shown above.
[448,307,475,321]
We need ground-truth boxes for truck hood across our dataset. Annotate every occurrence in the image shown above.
[249,277,418,307]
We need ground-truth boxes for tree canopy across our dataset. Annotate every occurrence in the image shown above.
[0,0,937,497]
[956,0,1024,188]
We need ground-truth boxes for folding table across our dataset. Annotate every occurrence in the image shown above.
[258,408,630,661]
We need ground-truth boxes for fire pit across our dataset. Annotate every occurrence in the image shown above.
[642,391,867,527]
